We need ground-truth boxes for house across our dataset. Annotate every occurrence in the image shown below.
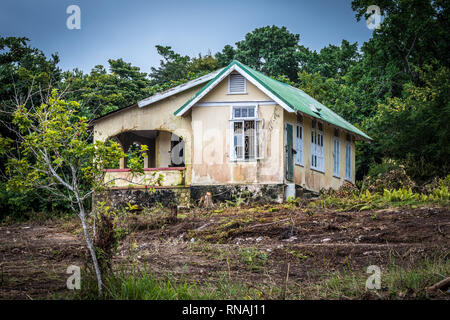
[93,60,371,206]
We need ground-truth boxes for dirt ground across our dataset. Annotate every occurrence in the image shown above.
[0,204,449,299]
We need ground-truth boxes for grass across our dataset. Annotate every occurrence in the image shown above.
[67,257,449,300]
[309,257,450,299]
[70,266,261,300]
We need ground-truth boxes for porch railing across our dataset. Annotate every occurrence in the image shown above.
[104,167,186,188]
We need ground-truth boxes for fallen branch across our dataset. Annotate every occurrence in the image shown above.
[282,262,290,300]
[246,218,290,229]
[426,276,450,292]
[194,223,211,232]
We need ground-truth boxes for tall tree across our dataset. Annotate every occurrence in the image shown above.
[64,59,153,118]
[215,44,236,67]
[149,45,191,84]
[233,25,301,81]
[0,37,63,216]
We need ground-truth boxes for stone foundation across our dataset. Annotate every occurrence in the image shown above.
[190,184,285,204]
[295,185,319,198]
[98,184,295,209]
[97,187,190,209]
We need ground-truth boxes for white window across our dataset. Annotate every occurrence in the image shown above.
[228,73,246,94]
[295,120,303,166]
[345,134,352,181]
[311,120,324,172]
[333,129,340,177]
[230,106,263,161]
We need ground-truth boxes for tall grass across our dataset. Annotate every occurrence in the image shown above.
[73,267,259,300]
[314,257,450,299]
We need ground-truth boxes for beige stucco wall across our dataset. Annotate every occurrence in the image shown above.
[189,73,284,185]
[284,111,355,192]
[201,73,272,102]
[190,104,284,185]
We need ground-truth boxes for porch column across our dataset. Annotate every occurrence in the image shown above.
[143,152,149,168]
[120,157,126,169]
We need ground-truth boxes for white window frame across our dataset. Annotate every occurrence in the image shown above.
[229,105,263,161]
[345,139,352,181]
[295,122,304,166]
[310,121,324,172]
[333,136,340,178]
[228,73,247,94]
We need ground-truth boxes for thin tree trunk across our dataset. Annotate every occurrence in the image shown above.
[79,208,103,296]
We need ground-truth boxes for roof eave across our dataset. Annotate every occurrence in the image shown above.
[138,68,224,108]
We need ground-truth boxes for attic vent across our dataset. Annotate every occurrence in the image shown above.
[228,73,246,94]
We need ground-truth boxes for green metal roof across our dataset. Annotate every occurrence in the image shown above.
[175,60,371,141]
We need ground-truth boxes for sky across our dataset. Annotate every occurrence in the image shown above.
[0,0,375,74]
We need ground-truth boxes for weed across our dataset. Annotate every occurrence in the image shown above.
[239,247,268,272]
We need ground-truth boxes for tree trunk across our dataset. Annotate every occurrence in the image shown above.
[170,204,178,223]
[79,208,103,296]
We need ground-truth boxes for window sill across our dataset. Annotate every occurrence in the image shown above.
[311,168,325,174]
[345,178,353,182]
[333,175,341,179]
[230,159,258,163]
[295,163,304,167]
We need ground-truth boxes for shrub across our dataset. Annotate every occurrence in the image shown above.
[363,159,416,194]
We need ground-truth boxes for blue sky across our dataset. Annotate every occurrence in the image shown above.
[0,0,374,74]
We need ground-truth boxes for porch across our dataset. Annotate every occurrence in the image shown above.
[105,129,187,188]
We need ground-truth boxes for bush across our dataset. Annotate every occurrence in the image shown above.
[363,159,416,194]
[421,174,450,194]
[320,181,359,199]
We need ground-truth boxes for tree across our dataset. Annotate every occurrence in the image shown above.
[149,45,191,84]
[0,89,128,294]
[215,45,236,67]
[368,64,450,181]
[233,25,301,81]
[149,46,219,85]
[63,59,153,119]
[189,52,220,74]
[350,0,449,100]
[298,40,360,79]
[347,0,450,179]
[0,37,63,217]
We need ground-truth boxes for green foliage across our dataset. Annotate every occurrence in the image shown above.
[233,25,301,81]
[0,181,71,221]
[369,64,450,181]
[76,268,258,300]
[126,143,147,173]
[315,174,450,211]
[317,257,450,299]
[2,90,127,210]
[2,1,449,219]
[63,59,154,118]
[309,182,450,211]
[239,247,268,272]
[362,159,416,194]
[215,44,236,67]
[149,46,219,85]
